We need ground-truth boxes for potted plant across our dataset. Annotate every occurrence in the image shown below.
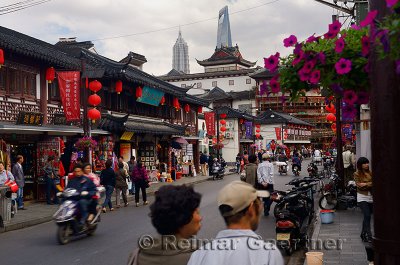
[75,136,97,151]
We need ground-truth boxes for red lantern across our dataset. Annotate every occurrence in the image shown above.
[331,123,337,131]
[220,126,227,132]
[256,129,261,133]
[87,108,101,123]
[325,103,336,114]
[326,113,336,122]
[46,67,55,84]
[115,80,123,94]
[173,98,180,109]
[197,106,203,113]
[88,94,101,107]
[239,119,244,124]
[255,124,261,128]
[220,114,227,119]
[184,104,190,113]
[256,133,261,138]
[89,80,102,93]
[136,86,143,98]
[160,96,166,105]
[220,119,226,125]
[0,49,4,67]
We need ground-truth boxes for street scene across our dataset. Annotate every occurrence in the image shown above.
[0,0,398,265]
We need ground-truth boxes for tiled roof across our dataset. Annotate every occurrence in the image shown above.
[249,68,276,80]
[158,67,260,81]
[197,46,256,68]
[257,109,313,126]
[197,87,232,102]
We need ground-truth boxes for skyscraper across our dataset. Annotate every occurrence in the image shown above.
[216,6,232,48]
[172,29,190,74]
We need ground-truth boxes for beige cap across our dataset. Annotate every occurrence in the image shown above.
[217,181,270,217]
[262,153,270,159]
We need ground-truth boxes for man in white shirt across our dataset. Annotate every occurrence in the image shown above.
[187,181,283,265]
[343,145,356,184]
[257,153,274,216]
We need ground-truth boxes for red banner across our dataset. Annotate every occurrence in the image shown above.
[283,129,288,140]
[275,127,282,140]
[57,71,81,121]
[204,112,216,136]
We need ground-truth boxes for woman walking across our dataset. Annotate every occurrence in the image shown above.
[115,162,129,208]
[100,159,116,213]
[132,162,149,207]
[354,157,373,243]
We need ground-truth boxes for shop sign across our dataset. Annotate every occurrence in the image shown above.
[120,143,131,161]
[245,121,253,138]
[57,71,81,121]
[120,131,134,141]
[136,86,164,106]
[275,127,281,140]
[16,111,44,126]
[204,112,215,136]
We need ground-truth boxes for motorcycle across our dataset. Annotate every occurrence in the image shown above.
[211,158,226,180]
[53,187,105,244]
[276,161,288,175]
[292,164,300,176]
[319,175,357,210]
[307,162,318,178]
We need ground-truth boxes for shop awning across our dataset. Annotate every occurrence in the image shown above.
[0,123,110,135]
[125,120,184,135]
[284,140,311,144]
[240,138,254,143]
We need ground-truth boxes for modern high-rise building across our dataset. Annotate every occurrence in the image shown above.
[172,29,190,74]
[216,6,232,48]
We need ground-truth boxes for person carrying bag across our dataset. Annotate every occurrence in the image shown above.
[132,162,149,207]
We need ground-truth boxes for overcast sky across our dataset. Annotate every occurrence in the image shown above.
[0,0,348,75]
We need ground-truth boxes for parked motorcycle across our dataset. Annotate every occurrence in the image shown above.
[307,162,318,178]
[53,187,105,244]
[211,158,226,180]
[319,174,357,210]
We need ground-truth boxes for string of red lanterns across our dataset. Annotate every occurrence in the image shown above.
[87,80,102,123]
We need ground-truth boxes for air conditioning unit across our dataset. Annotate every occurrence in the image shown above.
[225,132,233,139]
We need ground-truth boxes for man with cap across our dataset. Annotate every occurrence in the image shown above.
[187,181,283,265]
[257,153,275,216]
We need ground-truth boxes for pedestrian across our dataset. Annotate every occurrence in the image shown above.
[257,153,275,216]
[207,153,214,176]
[235,153,241,174]
[127,156,137,195]
[243,150,249,166]
[171,152,178,181]
[82,163,101,221]
[199,151,208,176]
[354,157,373,243]
[115,162,129,208]
[244,155,258,188]
[127,185,202,265]
[12,155,26,210]
[118,156,130,175]
[0,161,14,185]
[43,156,59,205]
[132,162,149,207]
[100,159,116,213]
[187,181,283,265]
[257,151,263,164]
[343,145,356,184]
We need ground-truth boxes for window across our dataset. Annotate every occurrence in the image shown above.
[229,80,234,86]
[181,84,186,88]
[212,81,217,87]
[246,78,251,84]
[1,67,37,98]
[197,82,202,89]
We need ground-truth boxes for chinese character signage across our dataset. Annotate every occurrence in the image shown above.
[245,121,253,138]
[57,71,81,121]
[16,112,44,126]
[136,86,164,106]
[204,112,215,136]
[275,127,282,140]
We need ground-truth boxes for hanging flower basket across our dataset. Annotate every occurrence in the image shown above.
[75,136,97,151]
[212,143,224,150]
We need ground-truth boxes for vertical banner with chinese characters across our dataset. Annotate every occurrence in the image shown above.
[204,112,215,136]
[275,127,282,140]
[57,71,81,121]
[245,121,253,138]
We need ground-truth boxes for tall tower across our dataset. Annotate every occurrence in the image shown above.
[172,29,190,74]
[216,6,232,48]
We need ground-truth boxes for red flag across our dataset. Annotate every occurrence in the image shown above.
[57,71,81,121]
[204,112,216,136]
[275,127,282,140]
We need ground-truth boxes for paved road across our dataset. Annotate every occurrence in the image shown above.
[0,159,312,265]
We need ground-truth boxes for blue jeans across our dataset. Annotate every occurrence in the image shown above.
[79,198,91,225]
[262,184,274,216]
[17,187,24,208]
[46,178,59,204]
[102,185,114,209]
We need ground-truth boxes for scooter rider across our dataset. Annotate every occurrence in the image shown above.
[278,152,288,172]
[292,152,302,172]
[66,164,97,228]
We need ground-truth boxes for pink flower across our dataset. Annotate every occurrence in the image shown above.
[309,70,321,84]
[386,0,399,7]
[317,52,326,64]
[324,31,337,40]
[302,60,316,74]
[283,35,298,47]
[360,10,378,27]
[329,20,342,34]
[351,24,361,30]
[335,58,352,75]
[264,52,280,72]
[298,68,310,82]
[306,34,318,43]
[361,35,370,56]
[357,91,370,104]
[260,81,268,95]
[270,78,281,93]
[293,43,303,55]
[335,38,345,53]
[343,90,358,104]
[342,104,357,119]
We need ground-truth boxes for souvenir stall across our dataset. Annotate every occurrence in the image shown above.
[138,142,156,171]
[93,135,115,173]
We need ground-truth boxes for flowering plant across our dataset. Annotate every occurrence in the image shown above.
[75,136,97,150]
[212,143,224,150]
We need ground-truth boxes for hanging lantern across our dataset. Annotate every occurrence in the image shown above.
[89,80,102,93]
[115,80,123,94]
[220,126,227,132]
[331,123,337,131]
[88,94,101,107]
[136,86,143,99]
[256,133,261,138]
[0,49,4,68]
[256,129,261,133]
[220,113,227,119]
[46,67,55,84]
[173,97,180,110]
[197,106,203,113]
[326,113,336,122]
[184,104,190,113]
[87,108,101,123]
[255,124,261,128]
[160,96,166,105]
[220,119,226,125]
[239,119,244,124]
[325,103,336,114]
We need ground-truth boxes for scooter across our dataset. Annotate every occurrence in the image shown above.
[277,161,288,175]
[307,162,318,177]
[211,158,226,180]
[292,164,300,176]
[53,187,105,244]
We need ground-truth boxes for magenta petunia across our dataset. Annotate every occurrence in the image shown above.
[309,70,321,84]
[342,104,357,120]
[302,60,316,74]
[283,35,298,47]
[343,90,358,104]
[351,24,361,30]
[260,81,268,95]
[357,91,370,104]
[331,84,343,95]
[324,31,337,40]
[361,35,370,56]
[306,34,318,43]
[270,78,281,93]
[386,0,399,7]
[293,43,303,55]
[317,52,326,65]
[335,58,352,75]
[360,10,378,27]
[298,68,310,82]
[264,52,280,72]
[329,20,342,34]
[335,37,345,53]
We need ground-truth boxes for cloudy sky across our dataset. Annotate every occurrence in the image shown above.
[0,0,349,75]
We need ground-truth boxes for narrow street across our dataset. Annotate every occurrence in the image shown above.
[0,160,312,265]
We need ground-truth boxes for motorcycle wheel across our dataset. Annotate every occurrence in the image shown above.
[57,223,71,245]
[319,193,338,210]
[86,224,97,236]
